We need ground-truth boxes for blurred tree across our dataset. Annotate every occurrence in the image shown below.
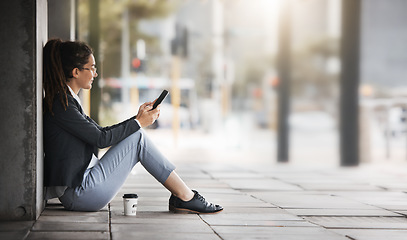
[78,0,176,77]
[291,36,340,111]
[232,54,273,104]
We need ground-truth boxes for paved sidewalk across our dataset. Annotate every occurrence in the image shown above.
[2,161,407,239]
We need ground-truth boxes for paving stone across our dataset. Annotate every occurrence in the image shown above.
[32,221,108,232]
[201,208,303,223]
[330,229,407,240]
[394,210,407,216]
[186,187,240,194]
[0,231,29,240]
[218,207,280,214]
[217,201,274,208]
[247,166,322,177]
[197,164,245,173]
[112,190,273,211]
[112,216,202,225]
[374,182,407,191]
[26,231,109,240]
[111,222,213,234]
[330,191,407,203]
[304,216,407,229]
[0,221,34,231]
[271,173,348,181]
[45,199,110,212]
[371,203,407,211]
[328,191,407,211]
[206,218,314,227]
[297,183,382,191]
[113,211,199,220]
[221,179,303,191]
[208,172,267,179]
[41,208,108,217]
[250,191,382,209]
[204,194,274,208]
[183,179,231,188]
[0,221,32,240]
[212,226,350,240]
[176,172,214,179]
[286,208,402,217]
[112,232,220,240]
[37,215,108,223]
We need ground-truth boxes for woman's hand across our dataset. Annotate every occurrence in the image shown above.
[135,101,160,128]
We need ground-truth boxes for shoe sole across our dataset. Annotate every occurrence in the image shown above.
[169,205,223,214]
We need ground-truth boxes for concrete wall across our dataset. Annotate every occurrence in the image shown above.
[0,0,47,221]
[0,0,75,221]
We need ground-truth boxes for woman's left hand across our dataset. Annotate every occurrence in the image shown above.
[135,101,160,128]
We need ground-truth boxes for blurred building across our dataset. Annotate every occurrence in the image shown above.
[361,0,407,90]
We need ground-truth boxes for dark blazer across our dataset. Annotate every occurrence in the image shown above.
[43,93,140,187]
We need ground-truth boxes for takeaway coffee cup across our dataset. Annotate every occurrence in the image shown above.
[123,193,138,216]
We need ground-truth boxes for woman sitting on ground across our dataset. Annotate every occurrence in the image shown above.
[43,39,223,214]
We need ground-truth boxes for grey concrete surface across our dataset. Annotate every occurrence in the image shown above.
[2,161,407,239]
[0,0,47,221]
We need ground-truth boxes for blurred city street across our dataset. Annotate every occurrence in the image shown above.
[3,0,407,238]
[147,106,407,167]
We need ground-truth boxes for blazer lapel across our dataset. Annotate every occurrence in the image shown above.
[71,96,85,116]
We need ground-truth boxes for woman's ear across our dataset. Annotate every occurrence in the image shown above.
[71,68,80,78]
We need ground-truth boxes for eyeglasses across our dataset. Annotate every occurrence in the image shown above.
[82,67,97,73]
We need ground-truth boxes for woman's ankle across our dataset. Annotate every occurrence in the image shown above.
[176,190,194,202]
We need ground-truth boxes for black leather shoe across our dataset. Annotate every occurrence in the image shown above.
[169,190,223,214]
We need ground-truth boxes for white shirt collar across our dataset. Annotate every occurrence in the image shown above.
[67,85,82,106]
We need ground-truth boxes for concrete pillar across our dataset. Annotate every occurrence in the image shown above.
[89,0,101,123]
[0,0,47,220]
[277,0,292,162]
[340,0,361,166]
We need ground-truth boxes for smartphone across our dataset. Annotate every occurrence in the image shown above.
[151,90,169,110]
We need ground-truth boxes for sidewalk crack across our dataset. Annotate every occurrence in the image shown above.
[108,203,112,240]
[198,215,224,240]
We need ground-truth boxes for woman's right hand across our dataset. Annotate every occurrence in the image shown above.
[135,102,160,128]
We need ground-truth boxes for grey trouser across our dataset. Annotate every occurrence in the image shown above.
[59,129,175,211]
